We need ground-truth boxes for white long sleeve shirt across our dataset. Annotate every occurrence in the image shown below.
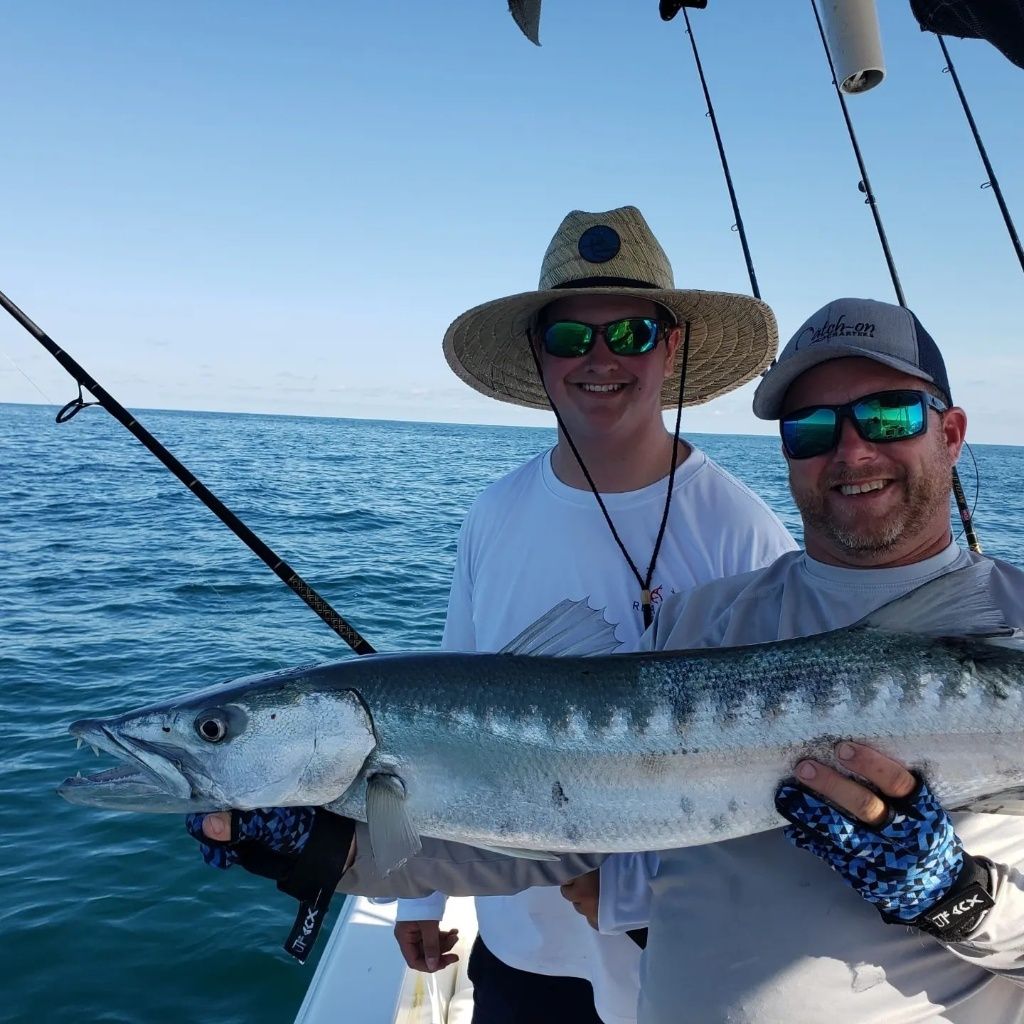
[398,446,795,1024]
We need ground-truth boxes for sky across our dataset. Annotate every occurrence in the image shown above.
[0,1,1022,442]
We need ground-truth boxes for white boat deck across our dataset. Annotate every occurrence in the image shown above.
[295,896,478,1024]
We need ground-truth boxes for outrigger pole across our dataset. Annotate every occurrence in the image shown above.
[809,0,982,553]
[0,286,377,654]
[937,34,1024,275]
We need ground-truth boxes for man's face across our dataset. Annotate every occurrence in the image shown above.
[782,357,967,565]
[534,294,680,443]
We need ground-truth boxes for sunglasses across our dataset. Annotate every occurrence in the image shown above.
[780,389,948,460]
[539,318,671,359]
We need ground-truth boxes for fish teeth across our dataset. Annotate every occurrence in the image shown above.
[76,770,83,779]
[91,744,100,757]
[76,738,83,750]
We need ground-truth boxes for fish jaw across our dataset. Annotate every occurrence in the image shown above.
[56,763,220,813]
[66,718,195,804]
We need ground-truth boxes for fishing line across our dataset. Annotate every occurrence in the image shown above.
[1,339,65,406]
[937,35,1024,275]
[0,285,377,654]
[809,0,981,552]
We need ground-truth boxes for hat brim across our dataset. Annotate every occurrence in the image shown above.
[443,286,778,410]
[751,344,942,419]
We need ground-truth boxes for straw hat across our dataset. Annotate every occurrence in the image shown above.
[442,206,778,410]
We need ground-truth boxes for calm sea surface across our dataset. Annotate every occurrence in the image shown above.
[2,402,1022,1024]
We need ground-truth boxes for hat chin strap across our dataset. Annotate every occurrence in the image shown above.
[526,323,691,629]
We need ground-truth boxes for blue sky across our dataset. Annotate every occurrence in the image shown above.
[0,1,1021,442]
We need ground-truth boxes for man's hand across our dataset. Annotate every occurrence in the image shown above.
[775,741,993,938]
[394,920,460,972]
[184,808,356,963]
[560,869,600,930]
[786,740,917,824]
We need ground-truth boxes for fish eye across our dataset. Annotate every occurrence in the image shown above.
[195,711,229,743]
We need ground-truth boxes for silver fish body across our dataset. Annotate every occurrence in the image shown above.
[60,564,1024,860]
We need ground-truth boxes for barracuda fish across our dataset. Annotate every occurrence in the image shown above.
[59,563,1024,873]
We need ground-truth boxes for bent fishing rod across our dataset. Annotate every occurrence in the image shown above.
[0,286,376,655]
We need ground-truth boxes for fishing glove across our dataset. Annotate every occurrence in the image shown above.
[185,807,355,962]
[776,776,994,942]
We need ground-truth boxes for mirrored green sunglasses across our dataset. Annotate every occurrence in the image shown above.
[780,389,948,459]
[541,318,669,358]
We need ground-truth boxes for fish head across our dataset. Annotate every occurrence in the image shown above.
[62,670,377,813]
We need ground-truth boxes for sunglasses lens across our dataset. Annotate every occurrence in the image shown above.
[543,321,594,358]
[606,318,660,355]
[781,407,837,459]
[853,391,926,442]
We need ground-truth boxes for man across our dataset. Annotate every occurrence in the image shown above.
[197,297,1024,1022]
[571,296,1024,1023]
[195,205,796,1024]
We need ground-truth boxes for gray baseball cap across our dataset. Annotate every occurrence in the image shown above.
[752,297,953,419]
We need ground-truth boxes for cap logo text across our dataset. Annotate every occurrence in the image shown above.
[798,315,876,348]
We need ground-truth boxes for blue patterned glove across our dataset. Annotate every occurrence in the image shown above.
[776,776,993,940]
[184,807,354,963]
[185,807,316,873]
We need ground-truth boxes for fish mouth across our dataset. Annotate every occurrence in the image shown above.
[61,719,196,807]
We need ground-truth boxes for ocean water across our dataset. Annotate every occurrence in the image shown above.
[1,402,1022,1024]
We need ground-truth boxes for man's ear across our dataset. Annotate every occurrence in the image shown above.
[662,323,683,379]
[943,406,968,462]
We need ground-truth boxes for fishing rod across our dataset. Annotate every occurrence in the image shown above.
[0,286,377,655]
[937,34,1024,275]
[809,0,981,553]
[680,7,761,299]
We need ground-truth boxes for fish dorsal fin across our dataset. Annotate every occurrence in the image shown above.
[499,599,622,657]
[857,561,1012,639]
[366,773,421,876]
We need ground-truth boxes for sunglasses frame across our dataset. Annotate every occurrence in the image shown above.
[780,389,949,460]
[534,317,674,359]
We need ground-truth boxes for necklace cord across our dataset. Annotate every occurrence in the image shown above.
[527,321,691,628]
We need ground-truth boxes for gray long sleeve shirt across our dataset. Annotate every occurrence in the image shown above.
[338,545,1024,1024]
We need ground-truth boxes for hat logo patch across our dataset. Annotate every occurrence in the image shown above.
[578,225,621,264]
[798,315,876,348]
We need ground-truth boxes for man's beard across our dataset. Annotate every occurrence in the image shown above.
[790,438,952,558]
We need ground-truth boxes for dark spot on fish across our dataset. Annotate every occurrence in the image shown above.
[162,727,171,733]
[552,781,569,809]
[710,814,728,833]
[679,796,694,816]
[271,713,277,719]
[728,799,739,814]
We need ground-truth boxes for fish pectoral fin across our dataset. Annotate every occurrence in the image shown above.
[469,843,561,862]
[499,599,622,657]
[366,773,421,876]
[952,786,1024,816]
[857,561,1013,639]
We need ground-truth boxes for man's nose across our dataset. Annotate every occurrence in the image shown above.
[583,332,620,367]
[832,415,876,462]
